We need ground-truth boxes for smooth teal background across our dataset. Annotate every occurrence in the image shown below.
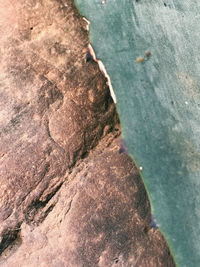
[74,0,200,266]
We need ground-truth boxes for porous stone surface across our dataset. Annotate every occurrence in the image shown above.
[0,0,116,234]
[0,135,175,267]
[0,0,175,266]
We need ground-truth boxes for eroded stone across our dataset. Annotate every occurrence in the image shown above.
[0,0,175,266]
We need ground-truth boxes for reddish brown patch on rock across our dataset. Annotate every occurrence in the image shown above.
[0,137,175,267]
[0,0,116,248]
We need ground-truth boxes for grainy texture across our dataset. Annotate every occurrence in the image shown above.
[0,0,116,245]
[0,0,175,266]
[0,136,175,267]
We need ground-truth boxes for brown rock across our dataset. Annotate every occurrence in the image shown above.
[0,0,175,266]
[0,0,116,229]
[0,136,175,267]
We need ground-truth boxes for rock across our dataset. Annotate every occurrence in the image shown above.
[0,136,175,267]
[0,0,116,234]
[0,0,175,266]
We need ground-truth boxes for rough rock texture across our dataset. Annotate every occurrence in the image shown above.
[0,0,175,266]
[0,136,175,267]
[0,0,116,231]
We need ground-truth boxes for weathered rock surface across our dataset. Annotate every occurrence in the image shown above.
[1,135,175,267]
[0,0,175,266]
[0,0,116,234]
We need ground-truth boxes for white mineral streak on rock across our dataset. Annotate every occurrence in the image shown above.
[83,17,117,104]
[83,17,117,103]
[88,44,117,104]
[83,17,90,31]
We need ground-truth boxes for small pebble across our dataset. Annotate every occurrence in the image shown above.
[145,51,151,58]
[139,166,143,171]
[136,57,144,63]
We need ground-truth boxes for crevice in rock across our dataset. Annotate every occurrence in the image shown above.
[0,225,22,260]
[25,182,63,225]
[64,199,73,218]
[0,109,29,138]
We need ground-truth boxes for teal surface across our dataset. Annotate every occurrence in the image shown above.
[74,0,200,266]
